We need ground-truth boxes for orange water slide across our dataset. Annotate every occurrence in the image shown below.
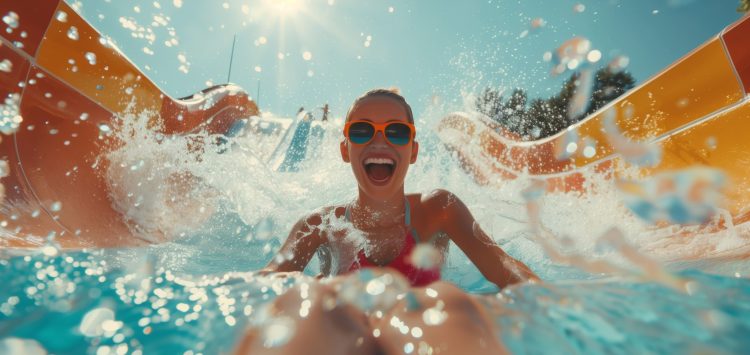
[438,15,750,221]
[0,0,258,247]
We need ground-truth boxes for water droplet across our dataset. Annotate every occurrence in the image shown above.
[0,59,11,73]
[422,307,447,325]
[67,26,79,40]
[99,123,112,134]
[565,142,578,154]
[583,145,596,158]
[0,160,9,178]
[0,338,47,355]
[85,52,97,65]
[409,243,441,269]
[80,112,89,121]
[261,318,295,348]
[365,279,386,295]
[56,10,68,22]
[587,49,602,63]
[80,307,115,337]
[531,17,545,29]
[705,136,717,150]
[41,244,58,257]
[2,11,19,29]
[0,93,23,134]
[50,201,62,212]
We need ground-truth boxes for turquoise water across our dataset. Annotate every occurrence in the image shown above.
[2,240,750,354]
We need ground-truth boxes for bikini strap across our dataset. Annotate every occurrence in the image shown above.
[344,204,352,222]
[404,198,422,244]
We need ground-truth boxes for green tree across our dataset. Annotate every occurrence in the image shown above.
[474,87,505,124]
[739,0,749,12]
[587,68,636,115]
[502,89,528,134]
[476,67,636,140]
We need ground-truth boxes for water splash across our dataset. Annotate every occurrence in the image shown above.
[617,167,726,225]
[602,108,661,167]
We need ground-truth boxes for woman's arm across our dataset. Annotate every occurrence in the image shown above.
[262,213,327,273]
[430,189,539,288]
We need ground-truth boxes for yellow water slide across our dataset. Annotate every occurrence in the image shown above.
[438,15,750,224]
[0,0,259,247]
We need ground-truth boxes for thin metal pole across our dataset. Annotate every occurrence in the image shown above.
[227,34,236,83]
[256,79,261,106]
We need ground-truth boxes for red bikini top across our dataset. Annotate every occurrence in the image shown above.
[346,199,441,287]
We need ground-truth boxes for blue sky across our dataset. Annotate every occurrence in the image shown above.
[71,0,743,118]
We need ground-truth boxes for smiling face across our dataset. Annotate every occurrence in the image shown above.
[341,96,419,201]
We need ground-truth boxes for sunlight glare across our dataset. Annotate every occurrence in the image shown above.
[262,0,306,18]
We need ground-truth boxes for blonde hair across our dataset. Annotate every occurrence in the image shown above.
[345,87,414,123]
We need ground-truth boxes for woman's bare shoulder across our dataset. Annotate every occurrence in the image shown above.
[419,189,462,208]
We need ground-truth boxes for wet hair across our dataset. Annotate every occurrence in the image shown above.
[345,88,414,123]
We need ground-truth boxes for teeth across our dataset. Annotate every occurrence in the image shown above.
[364,157,395,165]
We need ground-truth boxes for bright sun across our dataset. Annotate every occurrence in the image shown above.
[262,0,306,18]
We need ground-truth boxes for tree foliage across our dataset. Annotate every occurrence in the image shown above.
[739,0,749,12]
[475,68,635,140]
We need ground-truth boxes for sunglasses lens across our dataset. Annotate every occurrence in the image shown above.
[348,122,375,144]
[385,123,412,146]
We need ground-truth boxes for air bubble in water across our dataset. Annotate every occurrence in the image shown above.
[85,52,97,65]
[67,26,79,40]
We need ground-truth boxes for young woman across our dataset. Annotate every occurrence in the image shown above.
[263,88,538,287]
[238,89,539,354]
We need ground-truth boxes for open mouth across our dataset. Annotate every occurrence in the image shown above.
[364,157,396,184]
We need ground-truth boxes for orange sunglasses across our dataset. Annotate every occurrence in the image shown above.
[343,120,416,146]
